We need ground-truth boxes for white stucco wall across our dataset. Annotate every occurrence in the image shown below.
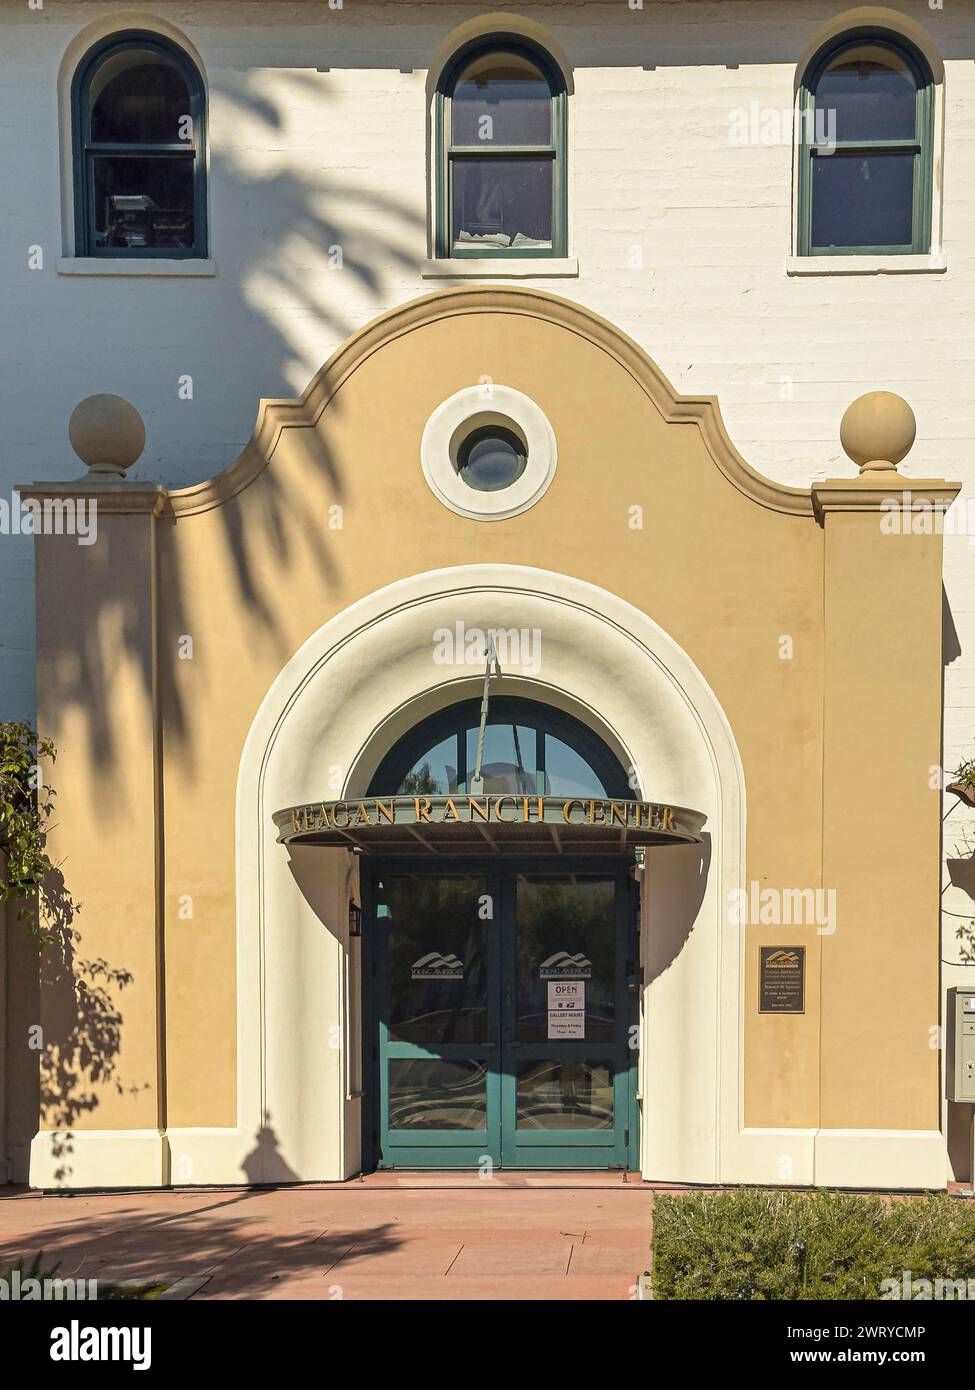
[2,0,974,1151]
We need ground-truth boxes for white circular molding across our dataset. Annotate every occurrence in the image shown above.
[420,384,558,521]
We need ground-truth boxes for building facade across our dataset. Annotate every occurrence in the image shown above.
[0,0,973,1191]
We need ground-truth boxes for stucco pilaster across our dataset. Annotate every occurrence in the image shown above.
[813,475,959,1136]
[18,469,169,1186]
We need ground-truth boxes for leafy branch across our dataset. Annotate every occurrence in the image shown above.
[0,720,59,934]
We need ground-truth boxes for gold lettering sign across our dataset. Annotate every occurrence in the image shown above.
[276,794,699,847]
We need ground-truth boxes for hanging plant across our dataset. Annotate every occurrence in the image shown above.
[947,757,975,808]
[0,721,58,931]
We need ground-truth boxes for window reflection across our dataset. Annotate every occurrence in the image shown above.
[451,52,552,146]
[400,736,457,795]
[516,1060,614,1130]
[441,41,563,258]
[800,34,929,256]
[543,737,606,798]
[816,45,917,143]
[383,875,489,1044]
[389,1058,488,1130]
[376,699,631,801]
[76,35,205,257]
[516,876,616,1042]
[464,724,537,794]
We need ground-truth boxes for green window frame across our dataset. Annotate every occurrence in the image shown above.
[72,30,208,259]
[797,29,933,256]
[435,35,567,259]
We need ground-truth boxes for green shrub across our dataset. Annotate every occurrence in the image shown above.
[651,1189,975,1300]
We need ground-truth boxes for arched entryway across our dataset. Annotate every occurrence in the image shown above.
[216,564,744,1188]
[361,698,644,1170]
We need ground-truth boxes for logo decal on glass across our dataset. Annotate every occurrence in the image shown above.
[410,951,464,980]
[539,950,592,979]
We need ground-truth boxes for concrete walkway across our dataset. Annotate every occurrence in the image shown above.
[0,1174,653,1300]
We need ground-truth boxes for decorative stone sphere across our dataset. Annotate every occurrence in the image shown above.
[69,394,145,476]
[840,391,916,474]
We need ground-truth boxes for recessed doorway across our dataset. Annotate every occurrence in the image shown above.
[363,859,639,1169]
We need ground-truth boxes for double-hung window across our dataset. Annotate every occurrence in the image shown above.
[798,31,933,256]
[436,38,567,259]
[73,31,207,258]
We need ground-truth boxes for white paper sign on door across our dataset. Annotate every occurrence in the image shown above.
[547,980,585,1039]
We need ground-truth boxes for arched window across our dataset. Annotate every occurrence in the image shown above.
[435,37,567,259]
[369,698,631,799]
[798,31,933,256]
[72,31,207,257]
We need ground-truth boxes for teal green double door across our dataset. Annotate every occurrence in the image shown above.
[364,860,639,1170]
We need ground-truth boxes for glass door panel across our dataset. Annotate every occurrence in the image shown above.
[368,861,636,1170]
[388,1058,489,1131]
[375,872,501,1164]
[501,872,631,1166]
[514,875,616,1042]
[385,874,490,1045]
[515,1058,614,1130]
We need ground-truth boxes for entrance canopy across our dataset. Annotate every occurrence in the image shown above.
[274,794,705,855]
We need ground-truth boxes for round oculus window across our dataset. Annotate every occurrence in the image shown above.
[456,426,528,493]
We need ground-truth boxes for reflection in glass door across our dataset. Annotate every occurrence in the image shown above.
[502,874,629,1167]
[375,873,502,1166]
[366,862,637,1170]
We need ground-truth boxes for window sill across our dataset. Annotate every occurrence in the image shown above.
[57,257,217,278]
[421,256,579,280]
[786,252,946,276]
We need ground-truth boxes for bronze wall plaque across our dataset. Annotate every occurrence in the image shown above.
[759,945,805,1014]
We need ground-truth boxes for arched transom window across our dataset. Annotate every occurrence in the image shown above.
[73,31,207,257]
[436,38,567,259]
[369,699,631,800]
[798,31,933,255]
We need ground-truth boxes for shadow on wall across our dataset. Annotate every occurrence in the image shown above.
[34,871,149,1186]
[47,66,426,774]
[11,70,426,1173]
[241,1112,301,1186]
[644,837,711,982]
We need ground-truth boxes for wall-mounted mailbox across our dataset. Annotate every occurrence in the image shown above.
[946,988,975,1103]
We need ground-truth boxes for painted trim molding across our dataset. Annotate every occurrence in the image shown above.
[786,254,946,277]
[167,287,815,520]
[30,1129,165,1189]
[419,383,558,521]
[421,257,579,279]
[57,258,217,278]
[813,1129,948,1190]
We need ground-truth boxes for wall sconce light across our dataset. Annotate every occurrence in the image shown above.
[348,900,362,937]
